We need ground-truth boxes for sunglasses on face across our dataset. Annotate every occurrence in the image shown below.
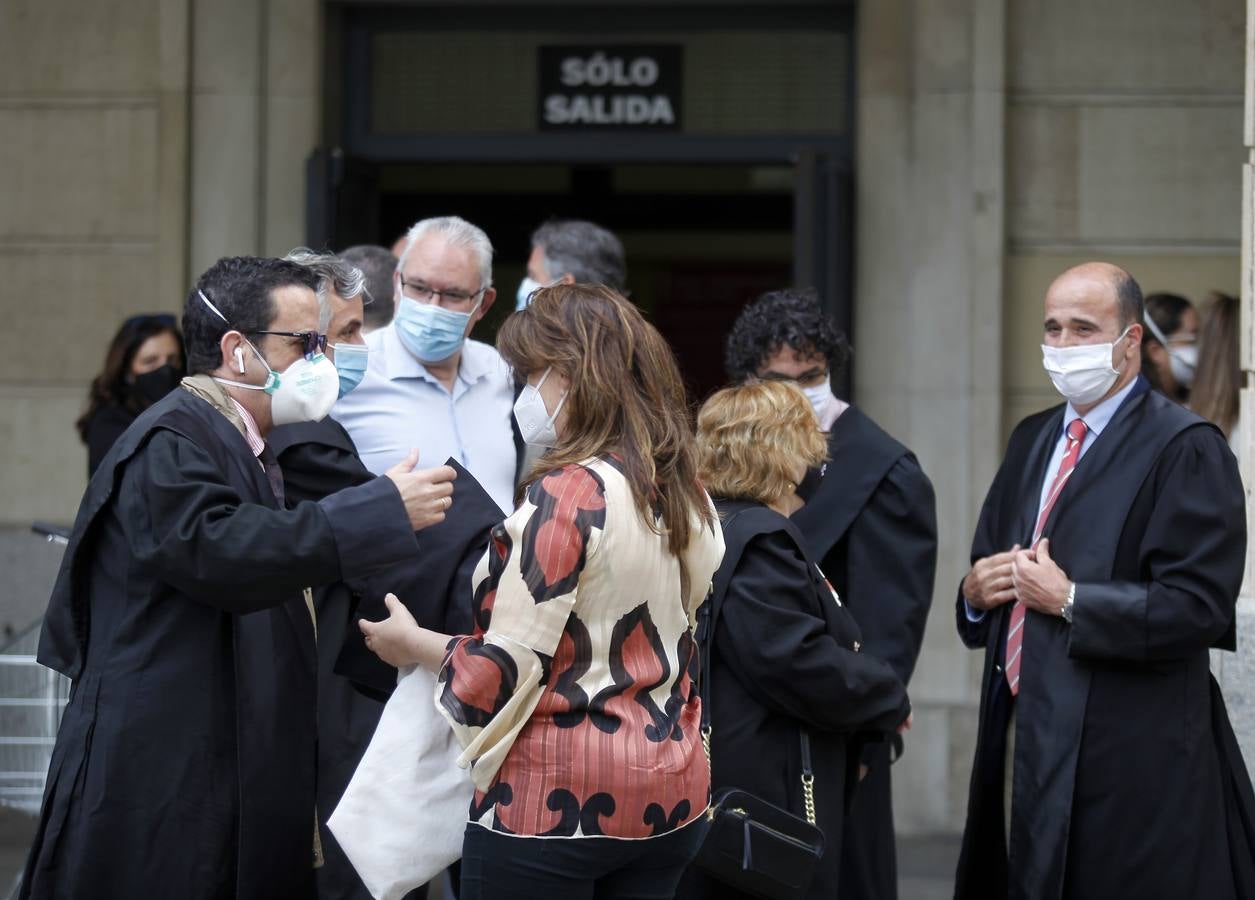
[248,330,328,359]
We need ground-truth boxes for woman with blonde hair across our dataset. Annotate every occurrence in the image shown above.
[677,380,911,900]
[361,283,725,899]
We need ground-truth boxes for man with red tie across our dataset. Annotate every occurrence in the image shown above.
[953,262,1255,900]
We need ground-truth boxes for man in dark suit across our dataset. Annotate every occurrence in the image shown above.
[724,288,938,900]
[270,251,502,900]
[954,262,1255,900]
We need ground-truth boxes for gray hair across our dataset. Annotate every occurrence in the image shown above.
[531,219,626,292]
[284,248,367,330]
[397,216,494,290]
[340,244,397,331]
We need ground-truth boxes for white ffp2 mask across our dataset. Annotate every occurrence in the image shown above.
[513,367,567,448]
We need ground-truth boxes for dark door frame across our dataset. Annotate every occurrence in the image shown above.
[319,2,858,395]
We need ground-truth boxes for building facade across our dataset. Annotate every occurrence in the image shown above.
[1,0,1245,834]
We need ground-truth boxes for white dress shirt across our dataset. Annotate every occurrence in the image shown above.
[332,323,518,513]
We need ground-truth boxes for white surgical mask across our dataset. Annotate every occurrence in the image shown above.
[1142,314,1198,389]
[1041,326,1131,407]
[516,277,543,311]
[801,382,832,420]
[513,367,567,448]
[1169,344,1198,388]
[517,276,560,312]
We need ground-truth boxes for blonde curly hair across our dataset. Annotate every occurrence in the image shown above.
[696,380,828,505]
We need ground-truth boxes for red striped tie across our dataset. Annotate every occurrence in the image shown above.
[1005,418,1087,696]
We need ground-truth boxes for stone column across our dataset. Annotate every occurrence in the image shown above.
[1223,0,1255,766]
[855,0,1005,833]
[188,0,320,276]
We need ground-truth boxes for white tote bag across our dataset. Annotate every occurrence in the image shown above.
[329,665,474,900]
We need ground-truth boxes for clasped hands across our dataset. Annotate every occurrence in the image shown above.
[962,538,1071,618]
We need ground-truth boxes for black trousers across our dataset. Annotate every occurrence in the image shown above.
[460,819,707,900]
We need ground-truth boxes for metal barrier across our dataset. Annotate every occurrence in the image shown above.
[0,624,68,815]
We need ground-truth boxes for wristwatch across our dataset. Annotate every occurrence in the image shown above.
[1061,582,1076,623]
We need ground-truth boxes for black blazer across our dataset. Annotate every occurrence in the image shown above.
[679,499,910,900]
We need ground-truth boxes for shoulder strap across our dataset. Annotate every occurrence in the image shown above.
[698,506,818,805]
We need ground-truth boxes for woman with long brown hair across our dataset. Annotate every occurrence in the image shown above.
[1190,292,1240,445]
[76,314,184,475]
[361,283,725,899]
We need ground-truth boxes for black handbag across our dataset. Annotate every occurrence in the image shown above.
[692,551,825,900]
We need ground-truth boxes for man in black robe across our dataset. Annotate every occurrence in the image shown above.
[21,256,458,900]
[723,289,938,900]
[271,251,502,900]
[955,262,1255,900]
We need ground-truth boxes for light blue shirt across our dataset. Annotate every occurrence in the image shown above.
[332,323,517,513]
[964,377,1141,622]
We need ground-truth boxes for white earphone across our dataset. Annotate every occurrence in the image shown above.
[234,346,245,374]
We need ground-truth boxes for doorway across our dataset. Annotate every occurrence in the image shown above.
[312,2,855,399]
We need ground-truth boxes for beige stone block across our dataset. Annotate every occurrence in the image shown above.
[193,0,262,94]
[0,106,159,239]
[190,92,262,273]
[913,0,972,94]
[1009,0,1244,94]
[857,0,911,98]
[263,95,319,257]
[1008,105,1079,243]
[891,705,953,834]
[267,0,321,99]
[0,0,161,95]
[911,607,983,706]
[0,387,89,526]
[1076,106,1242,244]
[946,704,980,832]
[0,247,168,385]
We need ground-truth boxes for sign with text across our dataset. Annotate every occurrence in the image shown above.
[539,45,683,131]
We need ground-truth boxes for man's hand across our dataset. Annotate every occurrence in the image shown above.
[1012,538,1071,617]
[383,449,457,531]
[961,545,1022,611]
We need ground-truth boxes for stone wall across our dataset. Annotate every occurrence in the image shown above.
[0,0,190,526]
[0,0,319,533]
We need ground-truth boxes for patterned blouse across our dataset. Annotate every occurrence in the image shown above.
[435,456,725,839]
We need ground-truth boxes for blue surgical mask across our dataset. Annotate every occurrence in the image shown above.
[516,277,544,311]
[331,342,369,397]
[394,293,480,363]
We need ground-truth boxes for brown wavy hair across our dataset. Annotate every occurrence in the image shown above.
[1190,292,1239,437]
[696,380,829,504]
[496,283,714,559]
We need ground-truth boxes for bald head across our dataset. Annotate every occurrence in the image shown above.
[1047,262,1143,330]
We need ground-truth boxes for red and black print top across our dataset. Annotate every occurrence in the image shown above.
[435,457,725,839]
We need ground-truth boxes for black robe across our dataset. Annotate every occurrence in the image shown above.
[954,378,1255,900]
[676,500,910,900]
[21,389,419,900]
[268,417,503,900]
[791,406,937,900]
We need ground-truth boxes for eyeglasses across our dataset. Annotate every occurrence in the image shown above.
[759,369,830,387]
[399,279,486,309]
[249,330,328,359]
